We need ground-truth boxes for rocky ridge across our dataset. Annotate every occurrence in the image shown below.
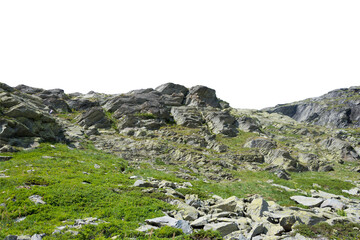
[265,86,360,128]
[1,82,360,239]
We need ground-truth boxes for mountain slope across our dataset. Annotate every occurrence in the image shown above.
[264,86,360,128]
[1,82,360,239]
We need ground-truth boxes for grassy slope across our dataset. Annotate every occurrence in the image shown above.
[1,142,359,239]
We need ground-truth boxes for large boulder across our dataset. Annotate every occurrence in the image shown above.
[265,149,306,172]
[76,107,112,129]
[0,87,65,147]
[185,85,221,108]
[155,82,188,96]
[204,110,238,137]
[320,137,359,161]
[244,138,276,154]
[171,107,204,128]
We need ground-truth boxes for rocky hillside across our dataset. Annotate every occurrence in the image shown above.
[1,82,360,239]
[265,86,360,128]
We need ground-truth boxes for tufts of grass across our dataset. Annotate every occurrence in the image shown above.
[294,222,360,240]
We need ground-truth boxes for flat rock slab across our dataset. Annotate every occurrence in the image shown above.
[204,222,238,237]
[290,196,323,207]
[145,216,178,227]
[320,199,345,210]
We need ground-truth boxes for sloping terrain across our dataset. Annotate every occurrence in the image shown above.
[265,86,360,128]
[1,82,360,239]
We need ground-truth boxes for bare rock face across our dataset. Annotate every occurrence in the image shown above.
[76,107,112,129]
[1,84,65,148]
[265,86,360,128]
[320,137,359,161]
[204,110,238,137]
[185,85,221,108]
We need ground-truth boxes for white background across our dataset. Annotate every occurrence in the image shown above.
[1,1,359,109]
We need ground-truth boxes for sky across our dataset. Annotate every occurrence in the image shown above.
[1,1,359,109]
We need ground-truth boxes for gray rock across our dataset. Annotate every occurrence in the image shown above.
[279,215,297,231]
[204,222,239,237]
[320,137,359,161]
[145,216,178,227]
[246,197,269,221]
[320,199,344,210]
[171,107,204,128]
[29,195,46,205]
[155,83,188,96]
[190,216,209,227]
[244,138,276,153]
[77,107,111,129]
[175,220,193,234]
[290,196,324,207]
[265,86,360,128]
[211,196,239,212]
[342,188,360,195]
[133,180,153,188]
[266,149,306,172]
[247,222,266,239]
[204,110,238,137]
[185,85,221,108]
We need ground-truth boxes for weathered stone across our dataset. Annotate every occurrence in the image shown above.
[290,196,323,207]
[204,222,239,237]
[204,110,238,137]
[266,149,306,172]
[29,195,46,205]
[293,210,326,225]
[175,220,193,234]
[320,137,359,161]
[145,216,178,227]
[342,188,360,195]
[247,222,266,239]
[185,85,221,108]
[211,196,239,212]
[279,215,297,231]
[246,197,269,221]
[171,107,204,128]
[133,180,153,188]
[77,107,111,129]
[320,199,344,210]
[244,138,276,153]
[190,216,209,227]
[155,83,188,96]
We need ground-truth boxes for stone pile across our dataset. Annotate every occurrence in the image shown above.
[135,178,360,239]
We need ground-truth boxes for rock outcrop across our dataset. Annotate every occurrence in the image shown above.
[265,86,360,128]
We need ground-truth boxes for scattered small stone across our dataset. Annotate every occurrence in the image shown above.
[94,164,101,169]
[29,195,46,205]
[15,216,27,222]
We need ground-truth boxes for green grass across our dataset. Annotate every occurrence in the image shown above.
[294,222,360,239]
[2,141,360,239]
[216,131,258,153]
[0,144,172,239]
